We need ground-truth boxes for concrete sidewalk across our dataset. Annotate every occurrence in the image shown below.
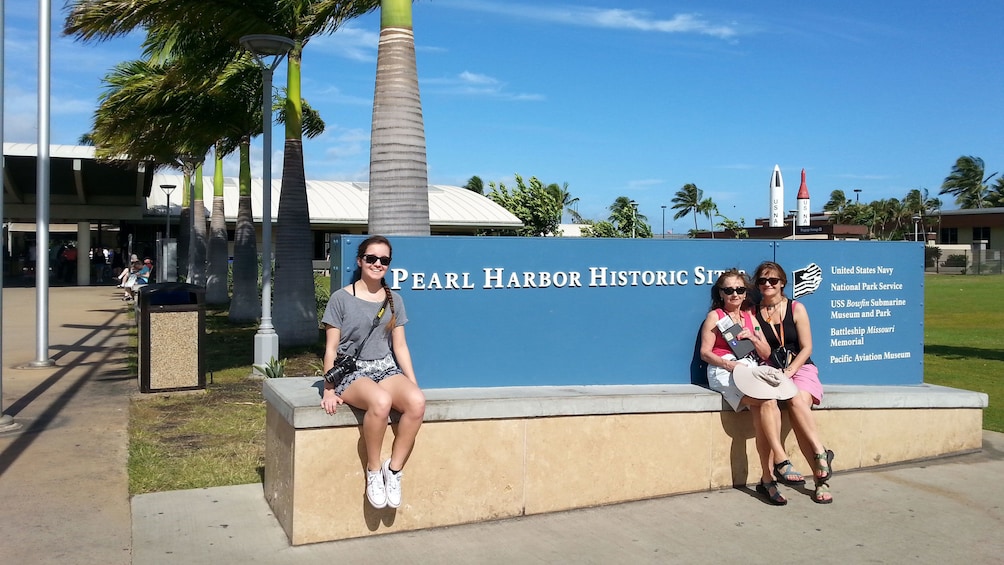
[131,433,1004,564]
[3,286,1003,564]
[0,286,133,565]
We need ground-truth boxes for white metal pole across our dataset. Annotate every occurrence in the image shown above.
[260,65,275,331]
[32,0,53,367]
[240,34,292,370]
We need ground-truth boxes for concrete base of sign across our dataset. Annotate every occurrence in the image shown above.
[263,378,986,546]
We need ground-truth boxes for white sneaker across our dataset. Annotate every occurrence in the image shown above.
[366,469,386,509]
[382,459,402,508]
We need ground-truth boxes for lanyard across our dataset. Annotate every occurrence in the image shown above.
[766,302,785,347]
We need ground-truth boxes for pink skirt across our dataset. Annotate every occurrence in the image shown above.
[791,363,823,405]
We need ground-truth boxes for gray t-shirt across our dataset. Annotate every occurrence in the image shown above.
[320,288,408,361]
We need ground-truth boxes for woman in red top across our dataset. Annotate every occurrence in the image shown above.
[700,269,801,505]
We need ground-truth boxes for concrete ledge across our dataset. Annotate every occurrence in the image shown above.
[262,378,988,545]
[263,378,988,429]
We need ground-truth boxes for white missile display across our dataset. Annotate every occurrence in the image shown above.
[797,168,810,227]
[769,165,784,227]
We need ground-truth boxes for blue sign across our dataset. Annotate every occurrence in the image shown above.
[331,236,923,389]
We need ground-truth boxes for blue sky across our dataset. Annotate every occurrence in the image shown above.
[5,1,1003,234]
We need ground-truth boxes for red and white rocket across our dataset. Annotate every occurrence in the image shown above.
[796,169,810,227]
[769,165,784,227]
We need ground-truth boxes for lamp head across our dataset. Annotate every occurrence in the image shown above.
[240,34,295,70]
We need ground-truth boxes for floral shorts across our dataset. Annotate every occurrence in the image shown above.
[334,353,403,396]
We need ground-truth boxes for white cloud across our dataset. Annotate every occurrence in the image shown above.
[424,71,544,101]
[438,1,741,39]
[309,25,379,63]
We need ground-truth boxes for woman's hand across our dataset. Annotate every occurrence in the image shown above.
[321,392,344,415]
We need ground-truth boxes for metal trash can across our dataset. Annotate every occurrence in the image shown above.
[137,282,206,392]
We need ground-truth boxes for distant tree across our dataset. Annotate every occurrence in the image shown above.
[823,189,849,217]
[940,156,997,209]
[698,196,717,238]
[715,214,748,239]
[608,196,650,238]
[463,175,484,195]
[903,188,942,239]
[671,183,702,233]
[545,182,583,223]
[579,220,618,238]
[869,198,905,240]
[487,174,562,236]
[986,178,1004,208]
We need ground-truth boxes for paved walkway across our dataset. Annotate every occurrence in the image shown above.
[0,286,133,565]
[2,286,1003,564]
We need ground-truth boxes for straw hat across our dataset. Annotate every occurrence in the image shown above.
[732,364,798,400]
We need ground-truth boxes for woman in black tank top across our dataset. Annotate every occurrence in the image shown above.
[754,261,834,504]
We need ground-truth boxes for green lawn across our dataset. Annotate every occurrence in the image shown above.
[923,274,1004,432]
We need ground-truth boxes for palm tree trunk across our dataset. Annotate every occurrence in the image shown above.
[191,163,208,286]
[272,46,320,347]
[273,138,318,346]
[205,147,229,304]
[368,0,430,235]
[229,139,260,322]
[177,169,191,281]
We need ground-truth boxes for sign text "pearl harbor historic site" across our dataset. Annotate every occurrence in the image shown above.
[390,265,733,291]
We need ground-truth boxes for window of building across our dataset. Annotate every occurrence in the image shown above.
[940,227,958,244]
[973,226,990,246]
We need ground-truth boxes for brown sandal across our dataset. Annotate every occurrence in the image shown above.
[813,480,833,504]
[815,449,835,482]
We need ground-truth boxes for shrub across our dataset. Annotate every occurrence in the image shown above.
[944,254,968,267]
[925,246,942,268]
[314,273,331,327]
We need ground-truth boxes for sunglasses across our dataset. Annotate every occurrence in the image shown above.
[720,286,747,295]
[361,254,392,266]
[757,277,782,286]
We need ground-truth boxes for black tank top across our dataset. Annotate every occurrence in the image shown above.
[755,299,814,365]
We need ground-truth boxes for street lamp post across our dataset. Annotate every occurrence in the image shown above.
[241,34,294,371]
[661,205,666,239]
[912,215,921,242]
[630,200,638,238]
[160,184,176,282]
[853,188,862,203]
[161,184,176,240]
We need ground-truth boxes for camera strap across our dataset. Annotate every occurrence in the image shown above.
[349,293,390,357]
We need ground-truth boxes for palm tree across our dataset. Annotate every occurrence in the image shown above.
[463,175,484,195]
[903,188,942,240]
[229,137,262,321]
[66,0,382,347]
[868,198,905,240]
[698,196,717,238]
[608,197,647,238]
[940,156,997,209]
[987,178,1004,208]
[823,189,850,219]
[206,145,230,303]
[671,183,702,233]
[546,182,583,223]
[368,0,431,236]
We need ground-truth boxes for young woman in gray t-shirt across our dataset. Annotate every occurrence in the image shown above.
[320,235,425,510]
